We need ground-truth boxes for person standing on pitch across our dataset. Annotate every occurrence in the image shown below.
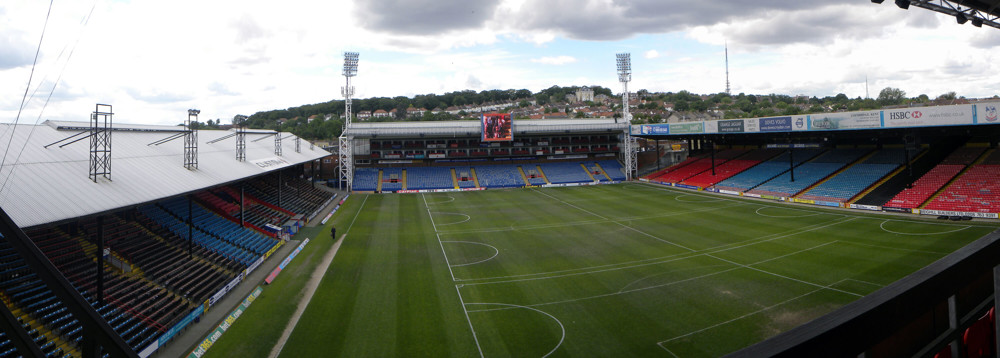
[331,226,336,239]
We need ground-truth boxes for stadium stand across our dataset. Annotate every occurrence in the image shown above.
[405,167,455,190]
[923,162,1000,213]
[381,168,404,191]
[474,164,525,188]
[883,146,986,208]
[798,148,918,202]
[651,149,749,184]
[644,154,705,181]
[681,149,783,188]
[748,148,870,197]
[352,168,379,191]
[713,149,825,192]
[912,147,1000,212]
[522,166,548,186]
[455,167,477,188]
[538,162,593,184]
[596,160,626,181]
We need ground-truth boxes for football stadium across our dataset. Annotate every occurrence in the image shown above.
[4,98,1000,358]
[4,2,1000,357]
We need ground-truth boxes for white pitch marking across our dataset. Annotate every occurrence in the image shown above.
[879,220,971,236]
[754,206,825,218]
[465,302,566,358]
[459,217,857,287]
[470,239,854,315]
[456,286,485,358]
[442,241,500,267]
[656,281,845,349]
[425,195,456,204]
[531,188,696,252]
[432,212,472,226]
[675,194,726,203]
[706,253,863,298]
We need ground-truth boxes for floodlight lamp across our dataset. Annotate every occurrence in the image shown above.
[971,17,983,27]
[895,0,909,9]
[871,0,884,3]
[188,109,200,115]
[343,52,359,77]
[955,12,969,25]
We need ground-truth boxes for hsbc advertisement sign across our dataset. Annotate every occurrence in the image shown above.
[884,105,973,128]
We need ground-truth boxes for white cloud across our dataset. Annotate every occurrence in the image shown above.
[1,0,998,126]
[530,55,577,65]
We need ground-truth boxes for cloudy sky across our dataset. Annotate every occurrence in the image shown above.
[2,0,999,125]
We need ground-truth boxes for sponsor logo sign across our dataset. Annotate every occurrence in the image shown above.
[919,209,999,219]
[643,125,671,134]
[759,116,793,132]
[669,122,704,134]
[251,157,291,170]
[810,111,881,130]
[188,286,264,358]
[882,206,912,213]
[884,105,973,127]
[849,204,882,211]
[718,120,745,133]
[719,189,741,196]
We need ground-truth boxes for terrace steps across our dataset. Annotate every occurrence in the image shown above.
[135,224,238,278]
[7,300,80,358]
[472,168,481,188]
[918,148,992,209]
[451,168,459,189]
[580,163,597,181]
[535,165,551,185]
[377,170,383,192]
[594,162,613,181]
[517,166,530,186]
[793,150,876,198]
[848,149,929,205]
[402,169,408,190]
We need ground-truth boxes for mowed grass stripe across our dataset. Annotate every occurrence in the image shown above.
[233,184,1000,358]
[277,195,478,357]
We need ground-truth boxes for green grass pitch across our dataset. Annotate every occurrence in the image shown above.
[206,183,1000,357]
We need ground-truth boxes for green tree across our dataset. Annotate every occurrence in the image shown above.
[936,91,957,101]
[674,100,690,112]
[877,87,906,106]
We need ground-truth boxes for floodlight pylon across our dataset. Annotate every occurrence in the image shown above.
[342,52,359,128]
[185,109,199,170]
[234,115,247,162]
[89,104,113,182]
[616,53,632,123]
[616,53,636,180]
[339,52,358,191]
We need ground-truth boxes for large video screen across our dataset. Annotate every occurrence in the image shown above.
[481,113,513,142]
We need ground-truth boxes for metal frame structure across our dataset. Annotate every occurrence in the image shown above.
[0,206,137,358]
[274,130,282,156]
[616,53,636,180]
[234,115,247,162]
[875,0,1000,29]
[185,109,199,170]
[295,136,301,153]
[338,52,359,191]
[89,104,113,182]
